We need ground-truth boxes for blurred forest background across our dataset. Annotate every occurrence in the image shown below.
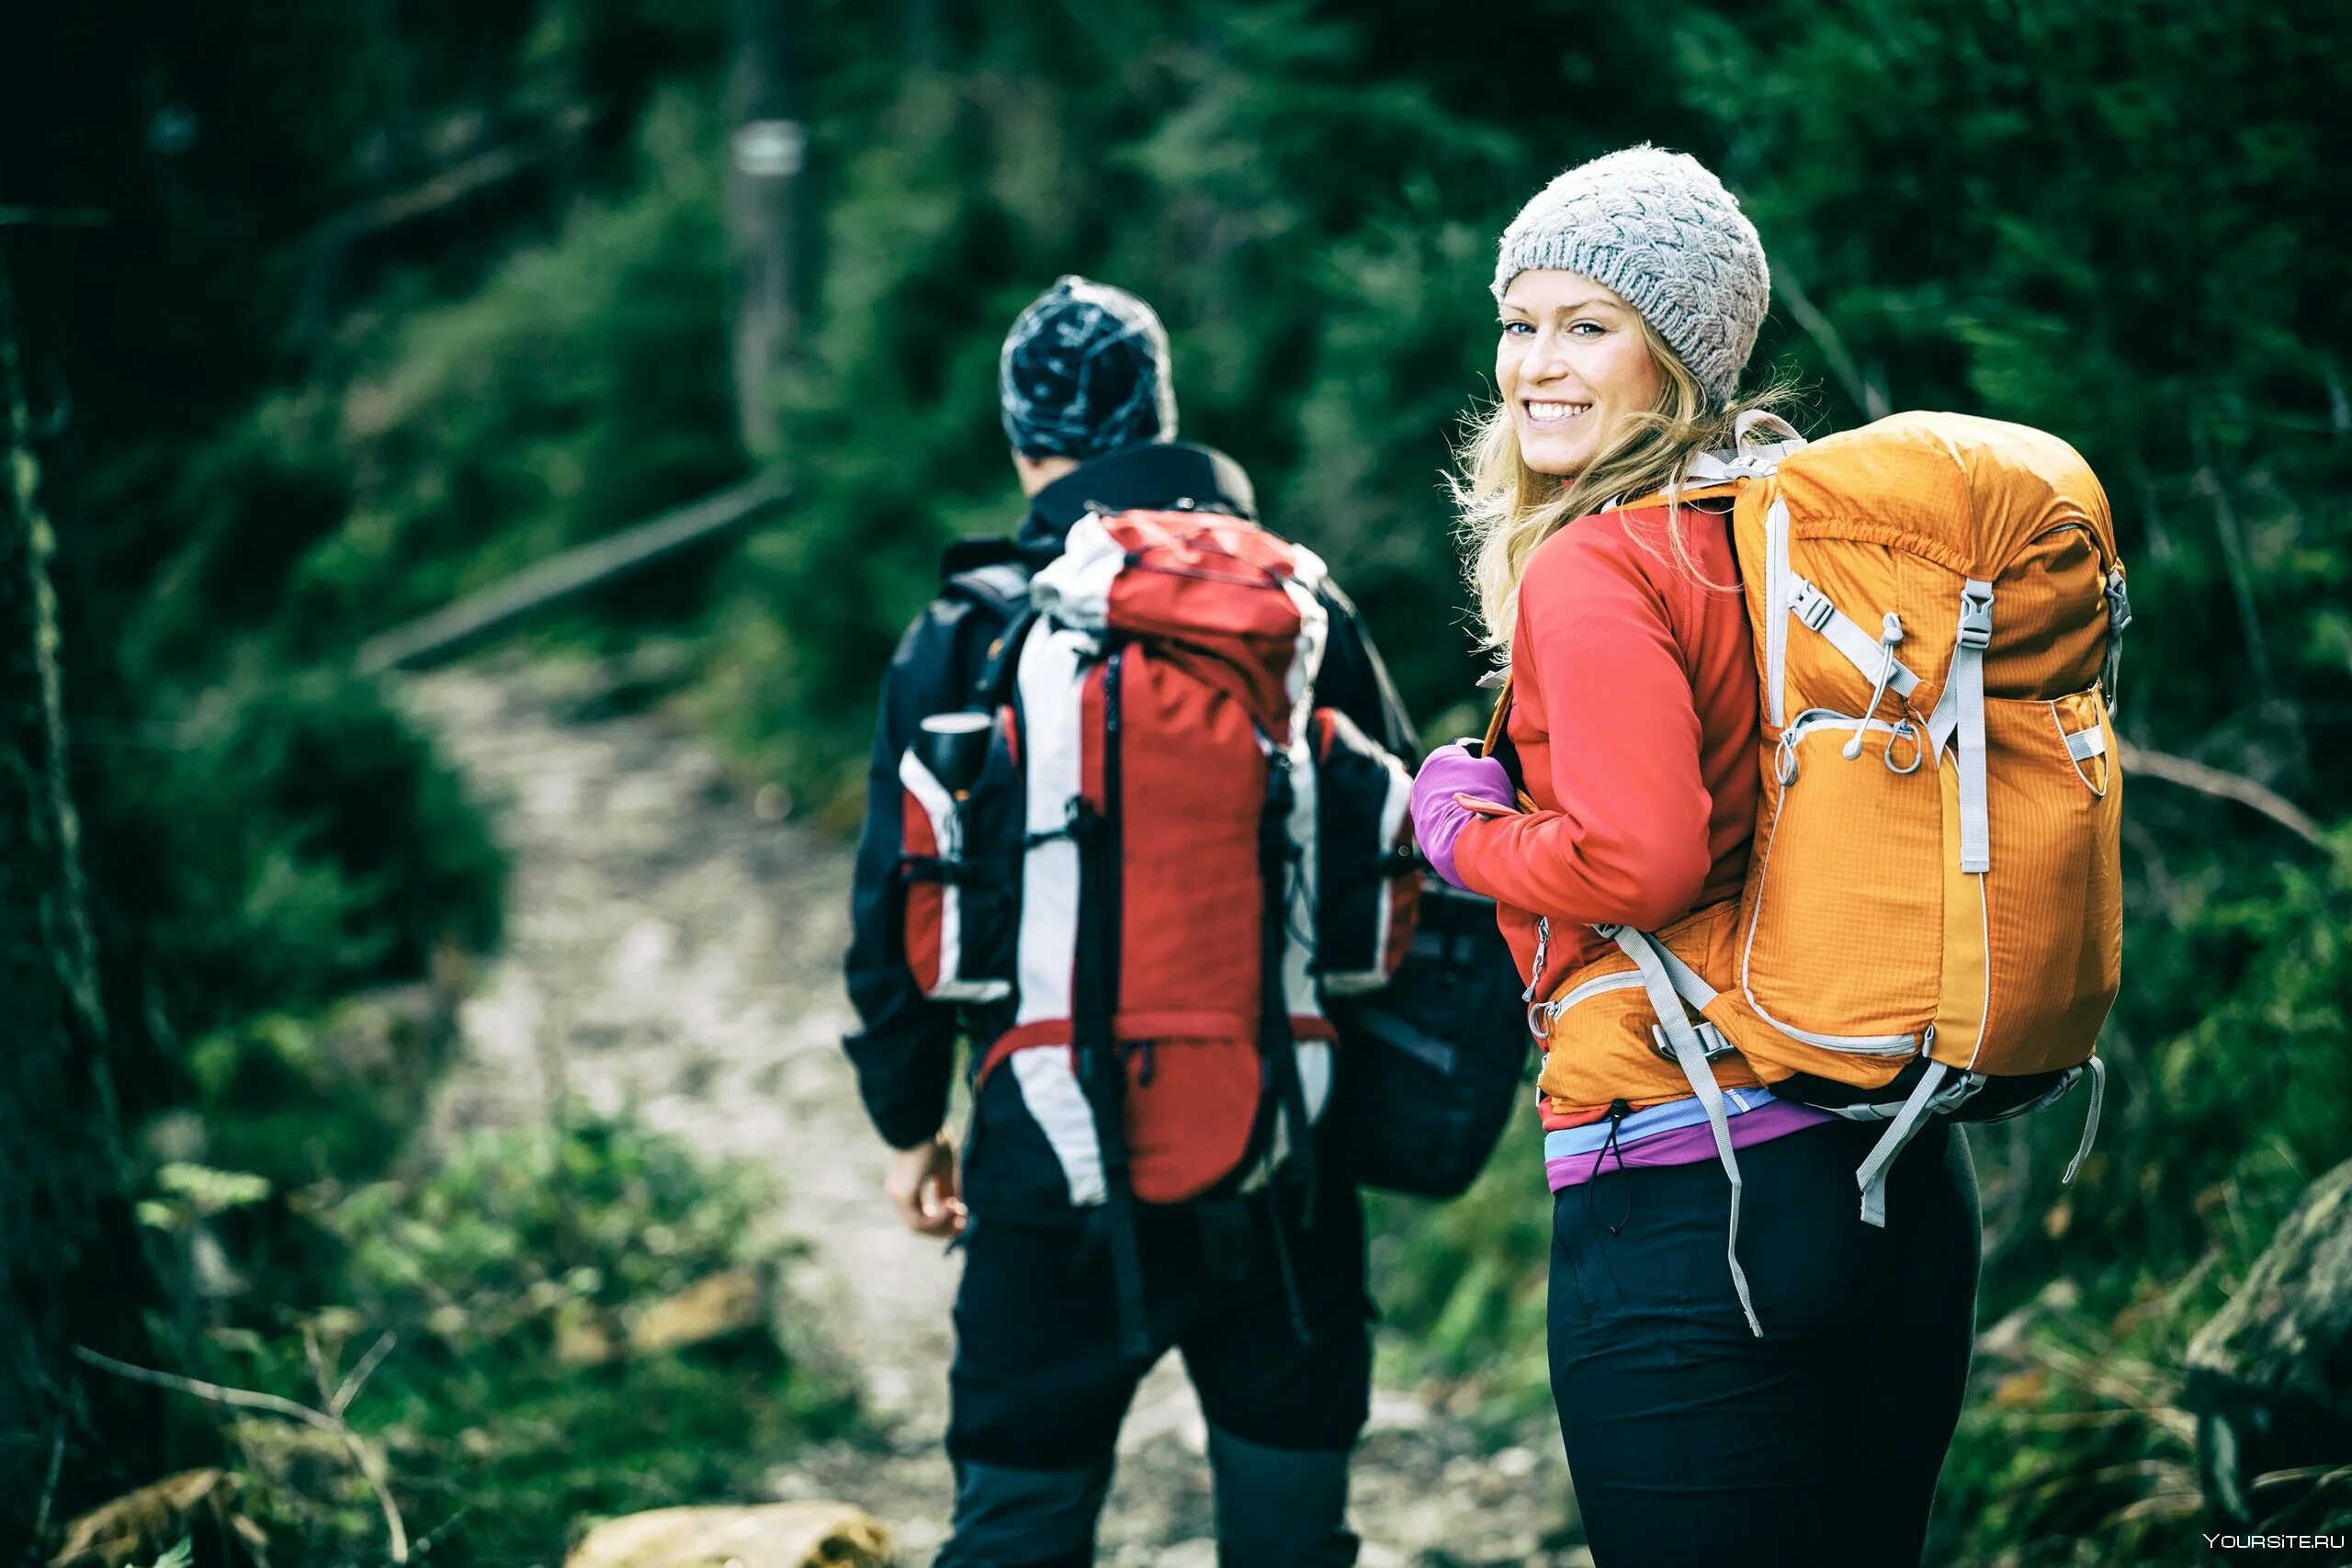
[4,0,2349,1562]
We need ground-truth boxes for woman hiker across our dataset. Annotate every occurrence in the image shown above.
[1408,146,1983,1567]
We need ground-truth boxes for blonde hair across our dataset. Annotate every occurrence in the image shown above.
[1453,312,1794,653]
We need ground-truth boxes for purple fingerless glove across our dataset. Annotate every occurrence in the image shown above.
[1410,743,1514,890]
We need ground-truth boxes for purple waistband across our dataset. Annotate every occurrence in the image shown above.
[1545,1100,1840,1191]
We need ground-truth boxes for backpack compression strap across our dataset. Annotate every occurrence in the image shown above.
[1071,645,1151,1361]
[1924,579,1997,875]
[1597,923,1764,1338]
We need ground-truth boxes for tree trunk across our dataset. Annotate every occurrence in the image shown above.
[725,0,803,461]
[0,255,158,1556]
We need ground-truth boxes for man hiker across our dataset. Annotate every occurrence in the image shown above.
[842,275,1419,1567]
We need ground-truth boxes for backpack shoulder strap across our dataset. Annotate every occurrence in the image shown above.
[938,536,1033,617]
[933,540,1038,710]
[1479,673,1536,810]
[946,561,1034,619]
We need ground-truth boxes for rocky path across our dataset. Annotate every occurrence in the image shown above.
[403,656,1588,1567]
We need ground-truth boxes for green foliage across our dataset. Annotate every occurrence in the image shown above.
[205,1110,854,1559]
[329,1108,773,1318]
[179,1000,452,1196]
[1924,836,2352,1555]
[8,0,732,1132]
[94,668,503,1043]
[1366,1115,1551,1421]
[138,1162,273,1230]
[1939,1275,2217,1565]
[2120,831,2352,1265]
[281,88,741,651]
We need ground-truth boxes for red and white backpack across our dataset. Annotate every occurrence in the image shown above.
[897,507,1419,1224]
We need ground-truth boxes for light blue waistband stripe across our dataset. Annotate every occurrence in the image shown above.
[1543,1085,1780,1162]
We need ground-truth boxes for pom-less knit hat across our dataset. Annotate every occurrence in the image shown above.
[1491,144,1770,407]
[999,275,1177,459]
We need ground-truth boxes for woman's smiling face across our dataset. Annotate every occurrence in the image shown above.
[1496,270,1665,476]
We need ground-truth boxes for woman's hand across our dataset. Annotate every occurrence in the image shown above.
[1411,743,1515,890]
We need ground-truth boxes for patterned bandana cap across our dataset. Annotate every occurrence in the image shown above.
[999,275,1177,459]
[1491,144,1770,408]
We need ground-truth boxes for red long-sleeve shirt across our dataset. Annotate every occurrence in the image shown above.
[1453,498,1761,995]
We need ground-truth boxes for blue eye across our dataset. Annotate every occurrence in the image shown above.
[1500,320,1534,335]
[1567,321,1604,337]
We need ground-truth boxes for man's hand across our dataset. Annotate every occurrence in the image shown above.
[885,1126,967,1239]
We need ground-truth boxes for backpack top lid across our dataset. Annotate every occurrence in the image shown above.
[1031,507,1332,742]
[1771,411,2116,581]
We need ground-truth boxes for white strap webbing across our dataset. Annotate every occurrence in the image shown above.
[1675,447,1794,488]
[2063,1055,2106,1186]
[1926,580,1996,874]
[1789,579,1922,701]
[1648,934,1721,1011]
[1663,412,1810,495]
[1734,409,1808,448]
[1607,925,1763,1337]
[1853,1060,1956,1227]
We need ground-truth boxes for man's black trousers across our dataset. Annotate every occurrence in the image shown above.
[939,1178,1374,1567]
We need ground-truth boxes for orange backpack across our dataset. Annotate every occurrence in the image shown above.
[1512,411,2127,1331]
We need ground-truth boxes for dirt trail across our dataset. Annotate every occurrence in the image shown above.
[404,656,1588,1567]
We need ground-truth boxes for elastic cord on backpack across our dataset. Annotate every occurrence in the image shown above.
[1579,1099,1633,1306]
[1581,1099,1635,1238]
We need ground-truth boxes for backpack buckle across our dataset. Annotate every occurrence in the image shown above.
[1651,1021,1737,1064]
[1956,588,1995,649]
[1792,581,1837,633]
[1040,795,1100,845]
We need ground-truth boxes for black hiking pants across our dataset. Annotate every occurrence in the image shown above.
[937,1178,1373,1568]
[1550,1115,1982,1568]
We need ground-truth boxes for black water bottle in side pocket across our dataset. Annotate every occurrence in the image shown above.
[897,711,1019,1005]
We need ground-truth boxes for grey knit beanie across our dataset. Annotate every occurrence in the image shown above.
[999,276,1177,459]
[1491,145,1770,407]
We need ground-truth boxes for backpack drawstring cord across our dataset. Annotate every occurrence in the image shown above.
[1580,1099,1634,1304]
[1580,1099,1635,1236]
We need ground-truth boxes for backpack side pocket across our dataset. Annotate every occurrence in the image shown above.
[899,709,1020,1004]
[1309,706,1419,996]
